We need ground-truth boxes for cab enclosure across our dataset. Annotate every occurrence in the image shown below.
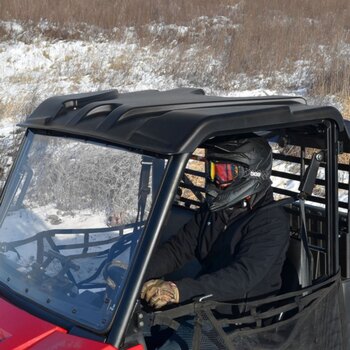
[0,88,348,349]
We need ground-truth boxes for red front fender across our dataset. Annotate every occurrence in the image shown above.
[0,297,143,350]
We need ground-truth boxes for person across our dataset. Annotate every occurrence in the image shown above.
[141,136,290,349]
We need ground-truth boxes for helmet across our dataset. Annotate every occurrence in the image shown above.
[205,136,272,211]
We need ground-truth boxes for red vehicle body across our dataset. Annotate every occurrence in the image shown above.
[0,298,143,349]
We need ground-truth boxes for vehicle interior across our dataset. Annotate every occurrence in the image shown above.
[139,123,348,350]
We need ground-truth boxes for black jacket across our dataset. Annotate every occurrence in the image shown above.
[146,191,290,303]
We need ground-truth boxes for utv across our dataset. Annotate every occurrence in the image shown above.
[0,88,348,349]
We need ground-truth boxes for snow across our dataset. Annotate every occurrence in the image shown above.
[2,19,339,122]
[0,19,348,226]
[2,205,108,241]
[1,21,24,34]
[0,204,135,281]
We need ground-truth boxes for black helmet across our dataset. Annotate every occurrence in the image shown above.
[206,136,272,211]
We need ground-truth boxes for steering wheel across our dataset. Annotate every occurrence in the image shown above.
[103,259,128,294]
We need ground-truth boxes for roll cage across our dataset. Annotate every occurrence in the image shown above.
[0,88,349,349]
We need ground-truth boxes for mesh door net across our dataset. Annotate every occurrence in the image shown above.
[152,274,346,350]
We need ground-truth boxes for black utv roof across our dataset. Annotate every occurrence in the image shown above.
[20,88,347,155]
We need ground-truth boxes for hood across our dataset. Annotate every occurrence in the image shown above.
[0,297,117,349]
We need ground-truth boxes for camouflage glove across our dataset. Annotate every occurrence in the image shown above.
[141,279,179,309]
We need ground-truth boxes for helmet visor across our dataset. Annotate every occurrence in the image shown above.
[208,161,241,186]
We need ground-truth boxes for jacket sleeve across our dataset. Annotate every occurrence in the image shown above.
[145,211,204,280]
[175,209,290,302]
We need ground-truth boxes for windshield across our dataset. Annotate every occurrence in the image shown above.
[0,131,165,331]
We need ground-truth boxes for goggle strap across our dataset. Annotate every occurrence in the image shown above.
[210,161,216,181]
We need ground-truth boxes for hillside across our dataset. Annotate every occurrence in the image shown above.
[0,0,349,184]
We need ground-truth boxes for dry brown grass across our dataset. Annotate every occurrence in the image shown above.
[0,0,349,98]
[0,0,236,31]
[217,0,350,93]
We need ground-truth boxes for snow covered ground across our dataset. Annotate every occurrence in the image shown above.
[0,19,348,214]
[0,19,344,124]
[0,204,133,282]
[0,20,342,186]
[0,29,284,110]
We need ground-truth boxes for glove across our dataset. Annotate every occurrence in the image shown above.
[141,279,179,309]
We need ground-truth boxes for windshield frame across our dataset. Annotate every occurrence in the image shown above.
[107,152,190,346]
[0,128,170,333]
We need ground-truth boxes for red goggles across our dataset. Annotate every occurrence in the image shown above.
[208,161,241,186]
